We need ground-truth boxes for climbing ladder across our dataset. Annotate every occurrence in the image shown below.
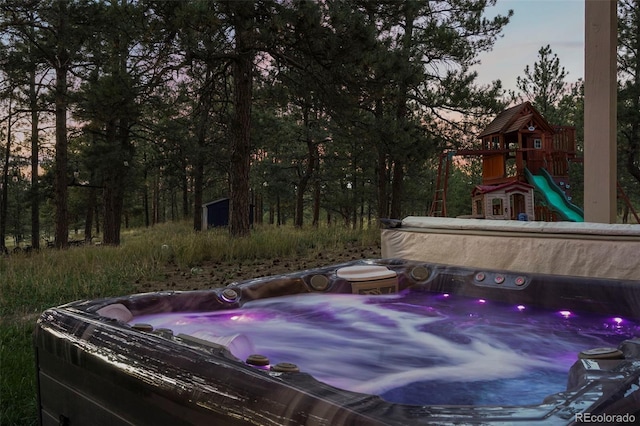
[429,152,452,217]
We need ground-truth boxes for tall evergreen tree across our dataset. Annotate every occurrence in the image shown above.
[0,87,15,253]
[1,0,98,248]
[513,45,585,209]
[175,0,237,232]
[514,45,569,123]
[224,0,255,237]
[618,0,640,189]
[74,0,179,245]
[0,31,48,249]
[372,0,511,219]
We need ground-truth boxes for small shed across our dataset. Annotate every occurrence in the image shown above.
[471,181,535,220]
[202,198,255,229]
[202,198,230,229]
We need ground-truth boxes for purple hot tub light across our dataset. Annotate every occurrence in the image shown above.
[34,259,640,425]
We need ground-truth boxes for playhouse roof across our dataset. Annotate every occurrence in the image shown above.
[478,102,554,138]
[472,181,534,196]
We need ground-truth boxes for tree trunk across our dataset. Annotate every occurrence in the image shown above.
[0,97,12,253]
[374,100,388,221]
[193,66,213,232]
[153,174,160,225]
[390,160,404,219]
[102,119,130,246]
[294,108,317,228]
[182,164,189,220]
[53,65,69,248]
[143,167,150,227]
[52,0,70,249]
[276,195,281,225]
[312,180,320,227]
[229,1,254,237]
[359,179,365,229]
[94,203,100,235]
[377,149,388,219]
[193,160,204,231]
[255,193,263,224]
[29,68,40,250]
[388,3,415,222]
[103,180,124,245]
[352,173,358,229]
[170,190,177,221]
[84,185,96,243]
[269,203,274,225]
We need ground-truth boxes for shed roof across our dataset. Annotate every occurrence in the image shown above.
[202,198,229,208]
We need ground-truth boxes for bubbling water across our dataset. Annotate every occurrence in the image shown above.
[131,291,640,406]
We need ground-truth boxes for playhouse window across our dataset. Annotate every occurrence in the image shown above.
[475,199,483,215]
[534,138,542,149]
[492,136,500,150]
[492,198,503,215]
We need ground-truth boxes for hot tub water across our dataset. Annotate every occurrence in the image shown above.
[131,290,640,406]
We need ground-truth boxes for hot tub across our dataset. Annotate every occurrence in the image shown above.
[34,259,640,425]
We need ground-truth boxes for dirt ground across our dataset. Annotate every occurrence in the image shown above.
[134,239,382,293]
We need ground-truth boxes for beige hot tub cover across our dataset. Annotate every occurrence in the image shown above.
[381,217,640,280]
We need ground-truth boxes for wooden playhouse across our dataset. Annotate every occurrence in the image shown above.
[431,101,580,221]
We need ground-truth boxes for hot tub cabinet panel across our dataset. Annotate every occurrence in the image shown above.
[34,259,640,425]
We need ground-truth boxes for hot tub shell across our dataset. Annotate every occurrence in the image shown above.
[34,259,640,425]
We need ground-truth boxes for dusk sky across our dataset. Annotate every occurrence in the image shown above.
[473,0,585,94]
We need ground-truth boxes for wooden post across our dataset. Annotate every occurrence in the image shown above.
[584,0,617,223]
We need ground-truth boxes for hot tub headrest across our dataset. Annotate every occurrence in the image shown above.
[336,265,397,282]
[336,265,398,295]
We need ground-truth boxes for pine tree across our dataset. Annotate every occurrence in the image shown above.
[514,45,569,123]
[618,0,640,188]
[1,0,99,248]
[74,0,179,245]
[372,0,511,219]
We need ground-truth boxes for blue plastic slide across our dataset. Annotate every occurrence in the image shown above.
[524,168,584,222]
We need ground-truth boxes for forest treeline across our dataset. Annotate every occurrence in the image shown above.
[0,1,639,250]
